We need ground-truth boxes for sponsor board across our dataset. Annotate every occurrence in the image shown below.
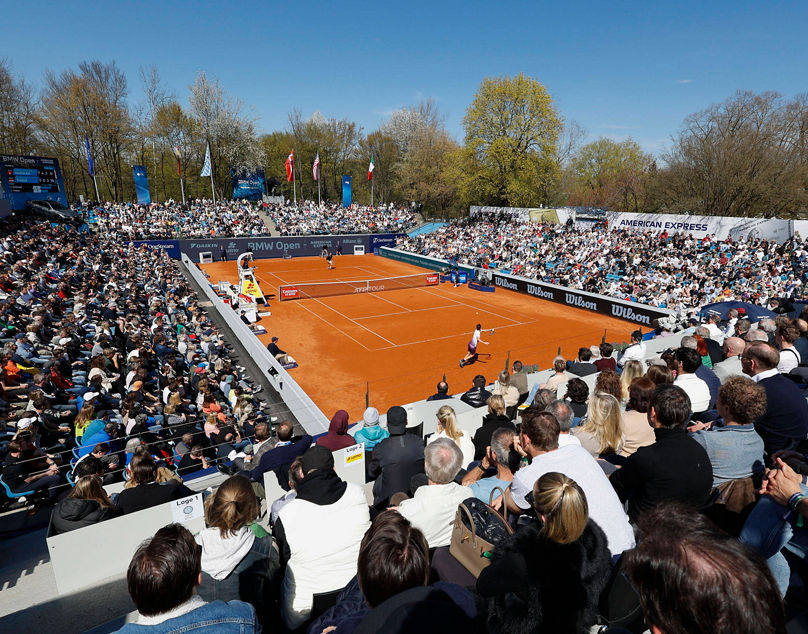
[425,273,439,285]
[354,284,385,294]
[280,286,300,300]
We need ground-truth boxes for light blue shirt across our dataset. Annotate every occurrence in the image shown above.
[469,476,511,504]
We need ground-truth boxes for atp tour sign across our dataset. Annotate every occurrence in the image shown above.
[490,271,670,326]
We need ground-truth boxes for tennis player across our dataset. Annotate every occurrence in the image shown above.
[460,323,489,367]
[326,250,335,270]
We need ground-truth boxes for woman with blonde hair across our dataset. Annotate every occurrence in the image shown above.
[477,472,612,632]
[428,404,475,468]
[73,403,96,442]
[52,473,120,534]
[619,360,644,401]
[493,370,520,409]
[572,392,625,466]
[196,475,277,627]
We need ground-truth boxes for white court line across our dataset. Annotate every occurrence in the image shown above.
[416,286,524,324]
[256,273,373,351]
[373,318,541,351]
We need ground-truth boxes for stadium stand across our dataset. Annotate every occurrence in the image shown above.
[266,201,418,235]
[4,205,808,633]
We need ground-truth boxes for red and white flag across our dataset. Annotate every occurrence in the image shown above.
[285,151,294,182]
[367,156,375,181]
[172,145,182,176]
[313,152,320,182]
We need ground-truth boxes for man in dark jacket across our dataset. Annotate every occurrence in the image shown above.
[610,384,713,523]
[426,381,452,401]
[460,375,492,409]
[566,348,598,376]
[243,421,312,488]
[742,341,808,456]
[367,406,425,509]
[472,395,516,460]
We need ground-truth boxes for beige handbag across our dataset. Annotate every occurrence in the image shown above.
[449,487,513,578]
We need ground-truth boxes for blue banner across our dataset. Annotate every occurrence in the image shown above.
[131,240,181,259]
[132,165,151,205]
[342,175,352,208]
[231,168,266,201]
[84,138,94,176]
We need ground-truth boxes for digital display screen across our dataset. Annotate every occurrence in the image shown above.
[0,154,68,210]
[5,164,61,194]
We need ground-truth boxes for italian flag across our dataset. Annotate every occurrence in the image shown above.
[368,156,375,180]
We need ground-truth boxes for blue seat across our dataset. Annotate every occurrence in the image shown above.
[0,475,34,498]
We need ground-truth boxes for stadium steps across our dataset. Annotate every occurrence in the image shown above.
[257,210,280,236]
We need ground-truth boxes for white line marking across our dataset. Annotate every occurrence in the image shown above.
[354,304,458,320]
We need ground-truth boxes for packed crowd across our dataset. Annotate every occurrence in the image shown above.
[399,212,808,310]
[267,202,418,236]
[0,216,273,521]
[89,200,270,239]
[4,212,808,633]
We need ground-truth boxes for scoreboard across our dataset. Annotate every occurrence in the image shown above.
[0,155,68,210]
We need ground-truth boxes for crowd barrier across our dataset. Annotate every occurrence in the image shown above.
[134,233,406,261]
[181,253,330,435]
[47,494,206,595]
[379,247,672,327]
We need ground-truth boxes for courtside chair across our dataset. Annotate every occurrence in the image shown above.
[0,474,34,499]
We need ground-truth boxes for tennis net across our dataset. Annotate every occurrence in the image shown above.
[279,272,440,301]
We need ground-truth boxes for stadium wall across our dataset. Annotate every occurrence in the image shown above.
[380,247,672,327]
[180,253,330,435]
[134,233,406,261]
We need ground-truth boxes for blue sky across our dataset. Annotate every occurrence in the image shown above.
[2,1,806,156]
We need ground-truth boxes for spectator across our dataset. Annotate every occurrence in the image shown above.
[545,400,581,447]
[681,335,721,406]
[241,421,311,487]
[316,409,356,452]
[539,356,570,394]
[266,336,290,364]
[367,406,425,509]
[427,405,474,469]
[620,377,657,457]
[571,392,625,469]
[472,394,515,460]
[117,453,192,515]
[311,511,474,633]
[510,360,529,403]
[618,330,646,367]
[426,380,452,401]
[619,359,644,401]
[673,347,711,413]
[459,374,492,409]
[742,341,808,455]
[594,369,624,403]
[690,376,766,488]
[566,347,597,376]
[627,505,784,634]
[775,321,801,373]
[269,456,303,525]
[478,472,612,633]
[645,363,674,386]
[462,427,518,502]
[195,475,278,627]
[178,444,210,476]
[397,438,473,548]
[2,433,61,501]
[610,384,713,522]
[713,336,746,383]
[564,377,590,420]
[503,409,635,556]
[594,342,616,372]
[274,445,371,630]
[116,523,259,632]
[492,370,519,409]
[354,406,389,451]
[51,471,120,534]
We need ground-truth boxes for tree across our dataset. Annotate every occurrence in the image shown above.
[569,137,654,212]
[458,74,562,208]
[154,101,196,201]
[659,91,808,217]
[0,59,38,154]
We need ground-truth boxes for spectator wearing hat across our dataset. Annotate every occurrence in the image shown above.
[266,336,289,364]
[273,445,371,630]
[367,406,425,510]
[354,406,389,451]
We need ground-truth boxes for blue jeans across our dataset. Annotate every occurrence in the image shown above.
[740,486,808,596]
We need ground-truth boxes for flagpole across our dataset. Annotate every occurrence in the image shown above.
[92,172,100,203]
[152,139,158,202]
[371,176,374,208]
[210,170,216,205]
[293,151,297,205]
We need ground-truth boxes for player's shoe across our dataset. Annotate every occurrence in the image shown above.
[459,360,464,368]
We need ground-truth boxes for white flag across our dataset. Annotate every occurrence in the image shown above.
[200,143,211,177]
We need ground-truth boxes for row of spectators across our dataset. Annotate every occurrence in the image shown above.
[266,202,418,236]
[89,199,269,239]
[398,213,808,309]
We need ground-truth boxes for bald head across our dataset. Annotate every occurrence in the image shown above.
[745,329,769,343]
[723,337,746,358]
[745,342,779,374]
[797,319,808,335]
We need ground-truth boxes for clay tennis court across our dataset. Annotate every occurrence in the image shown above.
[200,254,638,420]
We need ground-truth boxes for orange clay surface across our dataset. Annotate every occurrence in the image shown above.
[201,255,638,420]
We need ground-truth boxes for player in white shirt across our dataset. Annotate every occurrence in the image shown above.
[460,323,490,368]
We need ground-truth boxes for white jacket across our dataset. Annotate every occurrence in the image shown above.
[195,525,255,581]
[278,482,370,629]
[428,430,475,470]
[398,482,473,548]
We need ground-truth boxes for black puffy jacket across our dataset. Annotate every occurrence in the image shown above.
[51,497,119,534]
